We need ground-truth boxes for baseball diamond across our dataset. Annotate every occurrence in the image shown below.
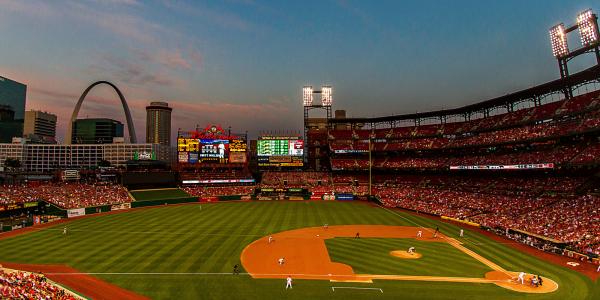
[0,201,596,299]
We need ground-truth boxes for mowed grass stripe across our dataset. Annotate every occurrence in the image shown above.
[0,201,597,300]
[176,202,258,273]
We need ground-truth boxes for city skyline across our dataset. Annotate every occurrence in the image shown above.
[0,0,598,143]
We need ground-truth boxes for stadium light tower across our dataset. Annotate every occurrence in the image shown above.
[303,86,313,106]
[321,86,333,106]
[303,84,333,170]
[577,9,599,46]
[549,9,600,99]
[549,24,569,58]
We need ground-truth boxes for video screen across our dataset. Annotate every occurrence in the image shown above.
[178,137,246,164]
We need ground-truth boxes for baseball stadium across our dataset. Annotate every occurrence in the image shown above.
[1,4,600,300]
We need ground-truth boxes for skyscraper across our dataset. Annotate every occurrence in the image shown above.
[0,76,27,143]
[72,118,124,144]
[146,101,172,146]
[23,110,57,143]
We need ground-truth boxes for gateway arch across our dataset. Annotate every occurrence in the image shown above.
[65,81,137,144]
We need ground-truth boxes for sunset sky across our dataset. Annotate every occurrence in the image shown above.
[0,0,597,142]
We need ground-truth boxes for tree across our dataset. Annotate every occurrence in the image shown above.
[98,160,111,168]
[4,158,21,170]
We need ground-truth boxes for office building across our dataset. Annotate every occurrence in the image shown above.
[72,118,124,144]
[23,110,57,143]
[0,76,27,143]
[146,101,172,146]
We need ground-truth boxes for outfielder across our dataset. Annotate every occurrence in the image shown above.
[286,276,293,289]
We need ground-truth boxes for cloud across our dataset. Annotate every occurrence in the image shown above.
[160,0,261,32]
[1,0,58,18]
[87,0,141,5]
[2,0,171,45]
[86,54,180,87]
[136,48,202,71]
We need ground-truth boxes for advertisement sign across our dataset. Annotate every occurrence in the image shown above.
[335,193,355,201]
[134,151,156,160]
[449,163,554,170]
[23,202,38,208]
[229,152,247,163]
[67,208,85,218]
[111,203,132,211]
[188,152,199,164]
[178,152,189,163]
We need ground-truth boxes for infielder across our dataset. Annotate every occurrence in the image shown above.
[286,276,293,289]
[417,230,422,238]
[278,257,285,266]
[268,236,273,244]
[460,229,464,237]
[517,272,525,284]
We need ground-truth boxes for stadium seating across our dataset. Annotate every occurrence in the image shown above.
[0,268,75,299]
[0,182,130,209]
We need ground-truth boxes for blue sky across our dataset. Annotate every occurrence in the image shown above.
[0,0,597,142]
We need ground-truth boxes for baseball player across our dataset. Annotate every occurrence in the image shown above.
[517,272,525,284]
[286,275,293,289]
[408,247,415,254]
[433,226,440,238]
[460,229,464,237]
[63,226,67,235]
[278,257,285,266]
[417,230,422,238]
[268,236,273,244]
[355,232,360,239]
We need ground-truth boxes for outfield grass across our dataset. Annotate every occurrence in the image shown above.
[0,201,597,299]
[129,188,191,201]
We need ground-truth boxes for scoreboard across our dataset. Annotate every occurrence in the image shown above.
[178,138,247,164]
[257,139,303,156]
[257,136,304,167]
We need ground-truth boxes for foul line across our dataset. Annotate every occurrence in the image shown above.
[332,287,383,293]
[379,205,512,277]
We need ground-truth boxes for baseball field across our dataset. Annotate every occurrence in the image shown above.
[0,200,597,299]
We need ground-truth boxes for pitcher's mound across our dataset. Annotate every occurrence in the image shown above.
[390,250,422,259]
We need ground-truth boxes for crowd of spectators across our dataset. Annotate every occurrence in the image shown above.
[0,182,130,209]
[261,172,331,187]
[182,185,255,197]
[331,140,599,170]
[372,175,599,255]
[0,268,76,299]
[329,90,600,142]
